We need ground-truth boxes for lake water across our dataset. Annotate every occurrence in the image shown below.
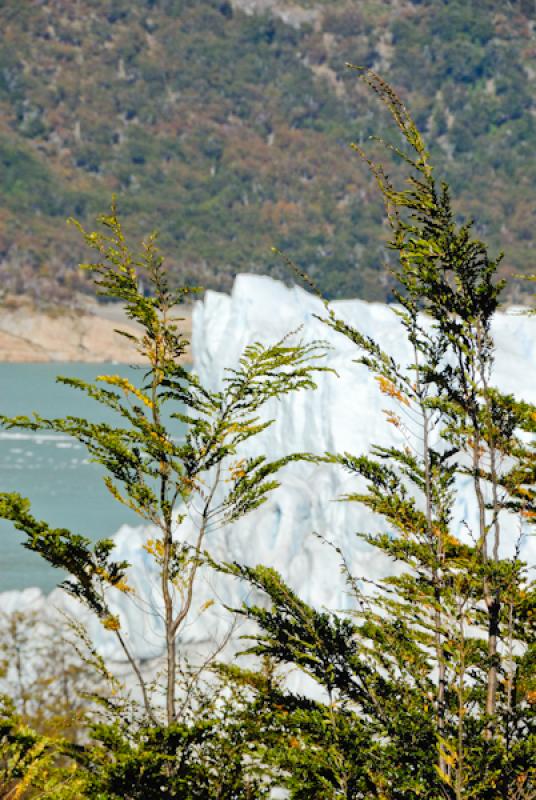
[0,363,184,593]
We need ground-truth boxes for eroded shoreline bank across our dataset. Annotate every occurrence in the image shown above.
[0,299,192,364]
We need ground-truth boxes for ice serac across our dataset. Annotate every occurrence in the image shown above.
[1,275,536,662]
[191,275,414,614]
[192,274,536,594]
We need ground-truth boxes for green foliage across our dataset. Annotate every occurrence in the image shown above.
[0,203,330,796]
[0,708,86,799]
[229,70,536,799]
[81,677,272,800]
[0,202,327,741]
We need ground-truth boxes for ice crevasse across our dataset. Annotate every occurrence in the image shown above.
[1,274,535,663]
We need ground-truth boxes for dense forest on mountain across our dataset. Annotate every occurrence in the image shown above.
[0,0,535,304]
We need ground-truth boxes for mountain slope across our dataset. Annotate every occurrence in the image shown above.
[0,0,534,303]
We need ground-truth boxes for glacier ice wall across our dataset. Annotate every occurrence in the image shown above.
[192,274,536,604]
[1,275,535,663]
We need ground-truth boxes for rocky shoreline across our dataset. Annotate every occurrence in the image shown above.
[0,299,192,363]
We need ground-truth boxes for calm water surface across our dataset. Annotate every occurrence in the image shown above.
[0,363,184,593]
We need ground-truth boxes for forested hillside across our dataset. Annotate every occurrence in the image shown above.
[0,0,534,303]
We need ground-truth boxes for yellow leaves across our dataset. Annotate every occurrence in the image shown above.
[144,538,164,558]
[97,375,153,409]
[466,437,486,458]
[200,599,215,612]
[434,764,452,787]
[150,430,169,446]
[384,410,401,428]
[102,615,121,632]
[518,487,535,520]
[224,421,253,435]
[526,690,536,705]
[429,524,460,547]
[114,578,133,594]
[289,736,301,749]
[228,458,248,482]
[180,475,201,496]
[11,739,49,800]
[375,376,410,406]
[442,752,456,768]
[95,567,133,595]
[436,738,458,784]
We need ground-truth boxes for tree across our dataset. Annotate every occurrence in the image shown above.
[0,203,327,794]
[229,68,535,799]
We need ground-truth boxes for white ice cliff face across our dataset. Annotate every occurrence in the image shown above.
[1,275,535,663]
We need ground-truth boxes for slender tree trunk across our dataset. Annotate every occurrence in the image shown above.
[471,435,497,738]
[469,327,503,738]
[151,316,177,725]
[163,516,176,725]
[484,596,500,729]
[115,629,155,723]
[505,598,515,754]
[415,344,448,779]
[473,438,501,739]
[481,366,502,735]
[455,599,466,800]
